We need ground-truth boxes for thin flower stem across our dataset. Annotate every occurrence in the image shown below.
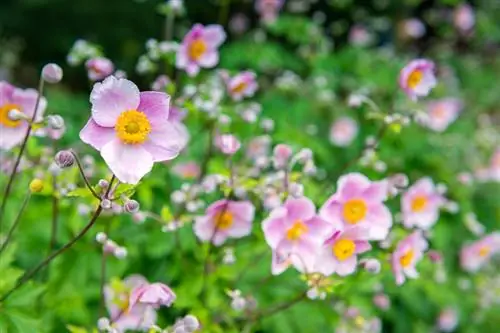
[99,251,108,317]
[0,77,45,228]
[70,150,100,200]
[0,175,116,303]
[233,250,268,286]
[0,191,31,255]
[49,169,59,253]
[249,290,308,322]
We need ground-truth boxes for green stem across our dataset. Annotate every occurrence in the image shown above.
[0,192,31,255]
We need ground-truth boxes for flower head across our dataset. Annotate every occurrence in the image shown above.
[263,197,333,269]
[391,231,428,285]
[437,308,459,332]
[329,117,358,147]
[79,76,187,184]
[460,232,500,272]
[314,226,372,276]
[176,24,226,77]
[129,282,176,310]
[320,173,392,241]
[423,98,462,132]
[223,71,258,101]
[85,57,114,81]
[0,81,47,150]
[399,59,437,101]
[255,0,285,23]
[215,134,241,155]
[401,177,445,230]
[194,199,255,246]
[454,3,475,33]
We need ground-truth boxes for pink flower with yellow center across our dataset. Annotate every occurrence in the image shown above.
[320,173,392,241]
[0,81,47,150]
[314,226,372,276]
[391,230,428,285]
[271,251,310,275]
[423,98,463,132]
[329,117,358,147]
[79,76,187,184]
[401,177,445,230]
[460,232,500,272]
[224,71,258,101]
[176,24,226,77]
[194,199,255,246]
[85,57,114,81]
[129,282,176,310]
[262,197,333,268]
[399,59,437,101]
[104,275,157,332]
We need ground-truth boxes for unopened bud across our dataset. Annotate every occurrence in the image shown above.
[216,134,241,155]
[183,315,200,332]
[114,247,127,259]
[42,63,63,83]
[124,199,140,213]
[29,179,44,193]
[96,232,108,244]
[47,115,65,130]
[54,150,75,168]
[98,179,109,189]
[101,199,112,209]
[361,258,381,274]
[97,317,110,330]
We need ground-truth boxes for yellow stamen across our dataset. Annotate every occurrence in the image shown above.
[343,199,367,224]
[115,110,151,144]
[411,195,427,212]
[407,70,423,89]
[333,239,356,261]
[231,82,247,94]
[215,211,234,230]
[188,39,207,61]
[400,249,414,267]
[286,220,308,241]
[478,246,490,257]
[0,103,23,128]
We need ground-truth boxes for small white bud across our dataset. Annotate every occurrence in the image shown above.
[47,115,65,130]
[183,315,200,332]
[98,179,109,189]
[124,199,140,213]
[362,258,381,274]
[95,232,108,244]
[42,63,63,83]
[114,247,128,259]
[97,317,110,330]
[101,199,112,209]
[231,297,246,311]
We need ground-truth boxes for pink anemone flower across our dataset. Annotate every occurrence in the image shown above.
[423,98,463,132]
[0,81,47,150]
[129,282,176,310]
[399,59,437,101]
[391,231,428,285]
[80,76,187,184]
[176,24,226,77]
[320,173,392,241]
[223,71,258,101]
[460,232,500,272]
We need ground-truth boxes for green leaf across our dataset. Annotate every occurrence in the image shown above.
[2,310,41,333]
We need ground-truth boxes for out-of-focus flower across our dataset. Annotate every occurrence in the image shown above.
[255,0,285,23]
[460,232,500,272]
[172,161,200,179]
[422,98,463,132]
[79,76,187,184]
[229,13,249,35]
[320,173,392,241]
[348,25,373,47]
[151,74,171,91]
[329,117,358,147]
[85,57,114,81]
[42,63,63,83]
[392,230,428,285]
[176,24,226,77]
[0,81,47,150]
[399,59,437,101]
[223,71,258,101]
[215,134,241,155]
[454,3,475,33]
[194,200,255,246]
[273,143,293,169]
[263,197,333,271]
[129,282,176,310]
[437,308,459,332]
[104,275,157,332]
[401,178,445,230]
[315,226,371,276]
[373,293,391,310]
[487,148,500,181]
[402,18,426,39]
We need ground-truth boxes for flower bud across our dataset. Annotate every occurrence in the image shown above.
[101,199,112,209]
[29,179,44,193]
[361,258,381,274]
[96,232,108,244]
[98,179,109,189]
[47,115,65,130]
[216,134,241,155]
[273,144,293,169]
[183,315,200,332]
[124,199,140,213]
[97,317,110,330]
[114,247,127,259]
[42,63,63,83]
[231,297,246,311]
[54,150,75,168]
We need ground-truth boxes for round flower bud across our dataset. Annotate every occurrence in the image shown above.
[361,258,381,274]
[114,247,128,259]
[231,297,246,311]
[42,63,63,83]
[54,150,75,168]
[29,179,44,193]
[124,199,140,213]
[97,179,109,189]
[101,199,112,209]
[97,317,110,330]
[95,232,108,244]
[47,115,65,130]
[183,315,200,332]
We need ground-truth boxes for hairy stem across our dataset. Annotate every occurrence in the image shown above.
[70,150,100,199]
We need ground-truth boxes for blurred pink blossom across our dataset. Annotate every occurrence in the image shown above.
[399,59,437,101]
[391,230,428,285]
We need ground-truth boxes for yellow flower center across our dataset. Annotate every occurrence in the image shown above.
[343,199,367,224]
[286,220,309,241]
[407,70,423,89]
[215,211,234,230]
[231,82,247,94]
[0,103,23,128]
[115,110,151,144]
[333,239,356,261]
[399,249,414,267]
[411,195,427,212]
[478,246,490,257]
[189,39,207,61]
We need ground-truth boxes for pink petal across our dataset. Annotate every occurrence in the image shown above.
[186,63,200,77]
[0,81,15,105]
[306,216,334,240]
[79,118,115,151]
[100,139,154,184]
[314,246,338,276]
[338,173,371,200]
[262,216,287,248]
[198,51,219,68]
[336,256,357,276]
[194,216,215,242]
[138,91,170,121]
[11,88,46,121]
[354,240,372,253]
[90,76,140,127]
[285,197,316,222]
[203,25,227,47]
[226,219,252,238]
[0,123,28,150]
[228,201,255,222]
[143,121,187,162]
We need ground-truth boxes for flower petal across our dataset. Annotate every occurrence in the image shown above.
[138,91,170,121]
[79,118,115,151]
[143,121,187,162]
[203,25,227,47]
